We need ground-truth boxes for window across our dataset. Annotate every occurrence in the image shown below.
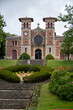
[12,41,14,46]
[15,41,17,46]
[25,48,27,53]
[51,22,52,28]
[24,23,25,28]
[48,22,49,28]
[49,47,51,53]
[27,23,28,28]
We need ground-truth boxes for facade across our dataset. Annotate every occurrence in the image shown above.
[6,17,64,60]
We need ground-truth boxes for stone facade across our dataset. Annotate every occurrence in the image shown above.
[6,17,65,60]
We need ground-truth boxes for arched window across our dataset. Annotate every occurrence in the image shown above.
[25,48,27,53]
[49,47,51,53]
[48,22,49,28]
[24,23,25,28]
[12,41,14,46]
[27,22,28,28]
[51,22,52,28]
[15,41,17,46]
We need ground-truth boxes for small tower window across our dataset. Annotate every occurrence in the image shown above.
[15,41,17,46]
[25,48,27,53]
[27,23,28,28]
[48,22,49,28]
[51,22,52,28]
[49,47,51,53]
[24,23,25,28]
[12,41,14,46]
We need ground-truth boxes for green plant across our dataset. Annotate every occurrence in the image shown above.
[0,70,20,83]
[23,66,54,83]
[49,69,73,101]
[19,52,30,60]
[46,54,54,60]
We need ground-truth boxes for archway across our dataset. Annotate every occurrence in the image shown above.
[35,49,42,59]
[12,50,17,59]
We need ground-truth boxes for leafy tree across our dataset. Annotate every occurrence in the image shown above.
[58,4,73,60]
[0,14,6,58]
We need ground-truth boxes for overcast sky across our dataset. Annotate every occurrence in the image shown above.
[0,0,73,36]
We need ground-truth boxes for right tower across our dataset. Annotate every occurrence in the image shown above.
[43,17,57,58]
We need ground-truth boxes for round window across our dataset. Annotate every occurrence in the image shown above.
[34,35,43,46]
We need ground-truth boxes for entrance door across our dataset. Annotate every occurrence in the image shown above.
[35,49,42,59]
[12,50,17,59]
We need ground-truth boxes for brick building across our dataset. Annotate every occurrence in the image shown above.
[6,17,64,60]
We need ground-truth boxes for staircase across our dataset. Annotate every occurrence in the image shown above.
[17,59,45,65]
[0,79,35,109]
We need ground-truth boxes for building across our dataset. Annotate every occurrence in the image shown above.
[6,17,64,60]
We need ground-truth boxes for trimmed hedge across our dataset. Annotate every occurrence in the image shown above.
[19,53,30,60]
[49,69,73,101]
[0,70,20,83]
[23,66,54,83]
[2,64,54,83]
[46,54,54,60]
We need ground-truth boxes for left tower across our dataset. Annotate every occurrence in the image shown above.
[19,17,34,57]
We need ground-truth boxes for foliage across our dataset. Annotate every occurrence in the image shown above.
[19,53,30,60]
[0,69,20,83]
[23,66,54,83]
[49,69,73,101]
[58,4,73,60]
[35,83,73,110]
[4,64,40,73]
[46,54,54,60]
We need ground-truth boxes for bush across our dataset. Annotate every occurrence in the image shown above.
[23,66,54,83]
[19,53,30,60]
[49,69,73,101]
[0,70,20,83]
[46,54,54,60]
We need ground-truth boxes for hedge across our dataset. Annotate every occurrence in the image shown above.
[49,69,73,101]
[0,70,20,83]
[23,66,54,83]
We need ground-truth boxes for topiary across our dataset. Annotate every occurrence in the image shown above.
[46,54,54,60]
[19,52,30,60]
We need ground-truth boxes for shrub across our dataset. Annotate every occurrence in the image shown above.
[19,52,30,60]
[0,70,20,83]
[49,69,73,101]
[46,54,54,60]
[23,66,54,83]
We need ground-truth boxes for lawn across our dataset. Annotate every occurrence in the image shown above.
[0,60,17,68]
[47,60,73,70]
[35,83,73,110]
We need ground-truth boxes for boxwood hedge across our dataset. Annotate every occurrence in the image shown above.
[1,64,54,83]
[23,65,54,83]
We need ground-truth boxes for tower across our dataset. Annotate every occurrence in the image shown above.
[43,17,57,57]
[19,17,34,56]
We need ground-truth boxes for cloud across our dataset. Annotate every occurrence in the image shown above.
[0,0,72,35]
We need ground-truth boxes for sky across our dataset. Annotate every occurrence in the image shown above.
[0,0,73,36]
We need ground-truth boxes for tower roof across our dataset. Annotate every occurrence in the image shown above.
[43,17,57,22]
[19,17,34,22]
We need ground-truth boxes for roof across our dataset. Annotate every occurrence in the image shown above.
[32,26,45,32]
[19,17,34,22]
[6,36,21,40]
[55,35,64,39]
[43,17,57,22]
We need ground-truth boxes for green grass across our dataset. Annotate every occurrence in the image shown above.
[47,60,73,70]
[35,83,73,110]
[0,60,17,68]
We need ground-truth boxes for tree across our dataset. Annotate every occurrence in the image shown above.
[0,14,6,58]
[58,4,73,60]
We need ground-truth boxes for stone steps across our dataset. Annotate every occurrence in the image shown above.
[0,79,35,109]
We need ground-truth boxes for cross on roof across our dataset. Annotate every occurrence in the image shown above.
[37,23,40,27]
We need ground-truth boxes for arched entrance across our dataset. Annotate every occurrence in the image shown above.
[35,49,42,59]
[12,50,17,59]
